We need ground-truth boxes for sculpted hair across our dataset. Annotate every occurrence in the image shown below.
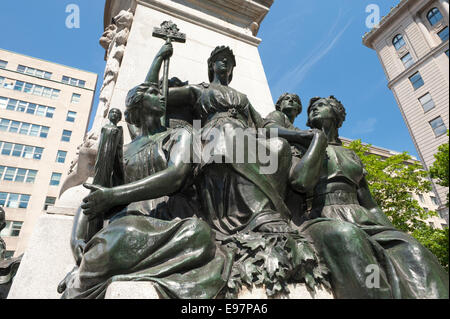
[306,95,346,128]
[207,46,236,83]
[275,93,302,113]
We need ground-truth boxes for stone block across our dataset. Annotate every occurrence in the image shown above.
[7,214,75,299]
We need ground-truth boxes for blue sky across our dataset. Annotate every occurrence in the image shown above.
[0,0,418,157]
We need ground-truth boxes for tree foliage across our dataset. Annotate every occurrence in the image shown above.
[346,140,434,232]
[429,131,449,207]
[345,140,448,271]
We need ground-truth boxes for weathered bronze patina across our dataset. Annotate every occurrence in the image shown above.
[295,96,449,299]
[58,21,449,299]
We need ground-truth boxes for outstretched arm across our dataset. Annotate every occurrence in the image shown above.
[249,104,314,148]
[81,130,193,219]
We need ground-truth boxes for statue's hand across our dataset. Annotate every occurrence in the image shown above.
[81,183,114,220]
[158,42,173,60]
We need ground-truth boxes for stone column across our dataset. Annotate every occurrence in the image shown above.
[414,14,436,49]
[439,0,449,22]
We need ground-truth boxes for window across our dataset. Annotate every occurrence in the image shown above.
[1,77,59,99]
[419,93,435,112]
[50,173,62,186]
[4,251,14,259]
[62,76,86,88]
[401,53,414,68]
[0,60,7,69]
[4,142,40,159]
[430,196,438,206]
[393,34,406,50]
[17,65,52,79]
[0,166,37,183]
[446,49,449,57]
[61,130,72,142]
[409,72,424,90]
[56,150,67,163]
[66,111,77,122]
[427,8,443,26]
[44,197,56,210]
[0,221,23,237]
[14,81,24,91]
[429,117,447,137]
[0,118,49,138]
[1,142,12,155]
[438,26,449,42]
[0,192,30,209]
[71,93,81,104]
[418,194,425,203]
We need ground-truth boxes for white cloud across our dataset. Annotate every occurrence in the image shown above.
[272,10,353,95]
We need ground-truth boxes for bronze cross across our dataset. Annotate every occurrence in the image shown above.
[152,21,186,126]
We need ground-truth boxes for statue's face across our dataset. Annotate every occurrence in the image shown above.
[109,108,122,124]
[142,88,165,120]
[212,52,234,79]
[308,98,334,128]
[280,94,302,118]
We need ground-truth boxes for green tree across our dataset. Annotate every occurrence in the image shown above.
[346,140,448,270]
[429,131,449,207]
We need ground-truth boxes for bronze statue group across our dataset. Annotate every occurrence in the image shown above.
[57,40,449,299]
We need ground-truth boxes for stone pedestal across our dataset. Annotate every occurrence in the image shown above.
[7,214,75,299]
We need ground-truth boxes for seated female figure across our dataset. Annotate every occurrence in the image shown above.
[58,43,232,299]
[295,96,449,299]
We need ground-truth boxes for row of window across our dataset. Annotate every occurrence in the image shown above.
[0,96,55,118]
[62,76,85,88]
[417,193,439,206]
[0,166,37,184]
[0,141,67,164]
[407,72,447,137]
[0,76,60,99]
[0,141,44,160]
[0,96,77,122]
[394,26,448,68]
[0,76,84,105]
[2,62,88,88]
[0,117,74,141]
[0,118,49,138]
[0,192,30,209]
[17,65,52,80]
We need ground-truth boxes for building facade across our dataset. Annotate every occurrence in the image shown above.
[0,49,97,257]
[363,0,449,222]
[341,137,448,229]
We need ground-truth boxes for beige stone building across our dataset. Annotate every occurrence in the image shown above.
[0,49,97,257]
[363,0,449,222]
[341,137,447,229]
